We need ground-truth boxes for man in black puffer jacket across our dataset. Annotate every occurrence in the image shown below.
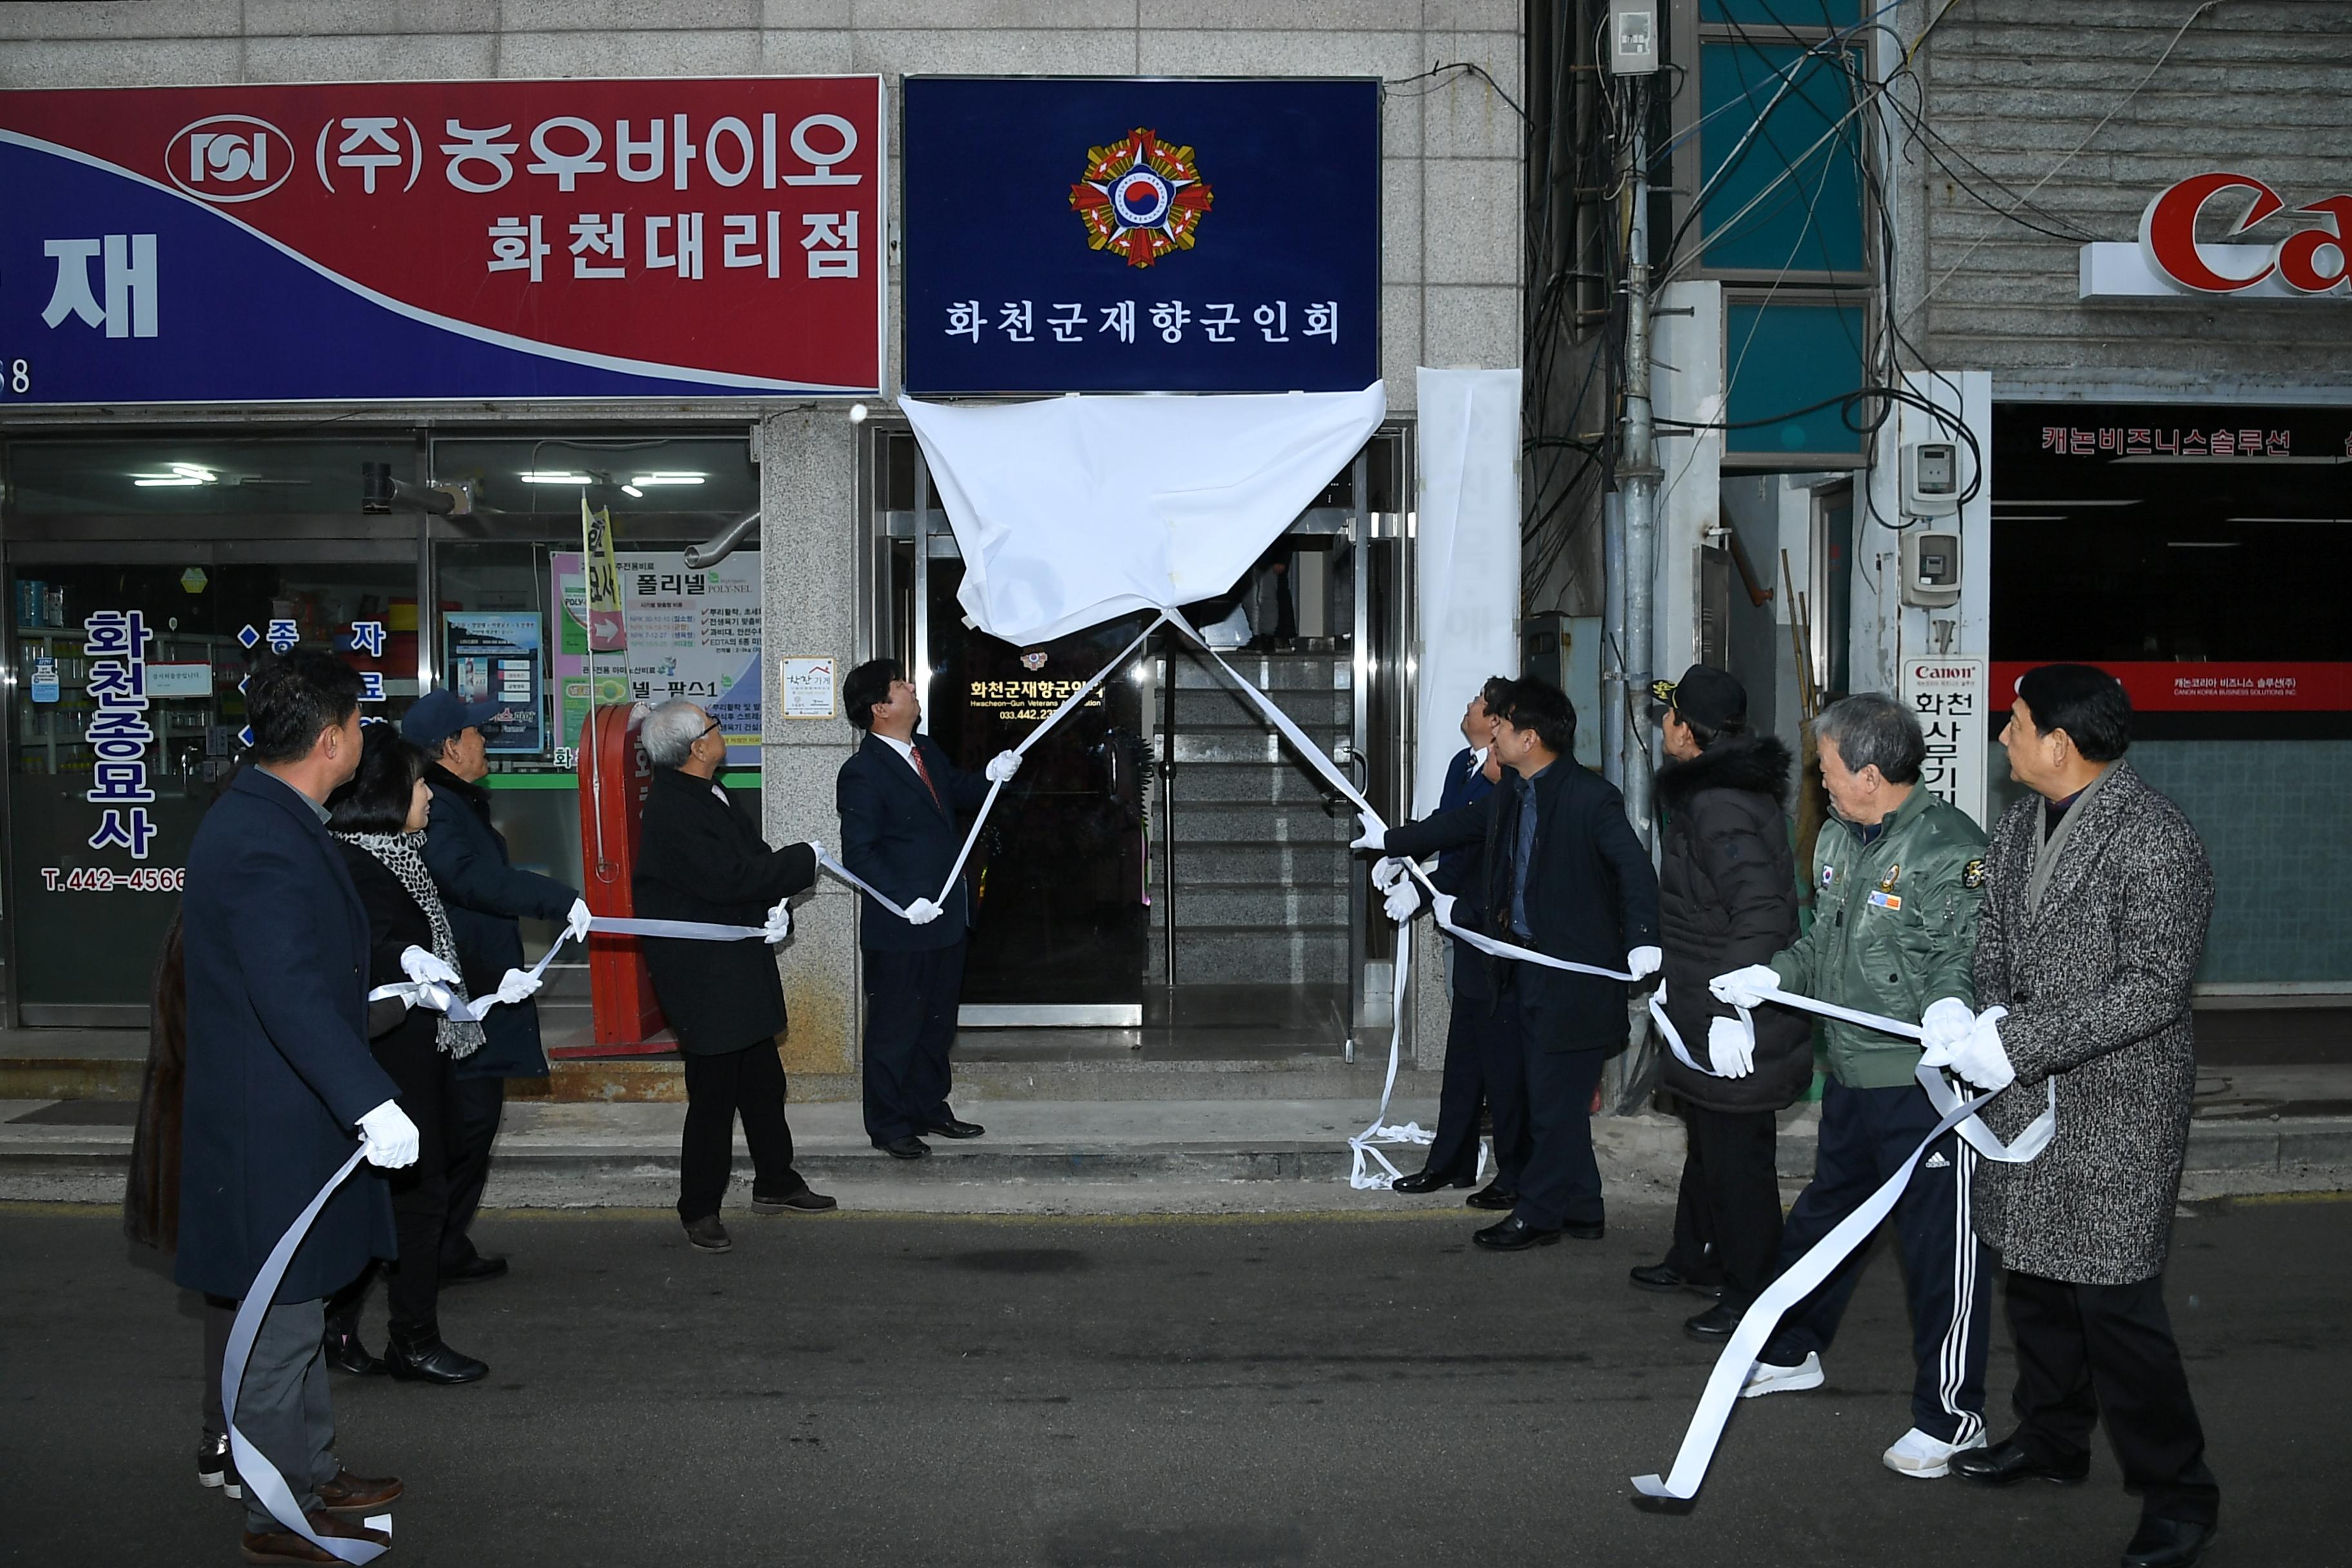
[1634,666,1811,1340]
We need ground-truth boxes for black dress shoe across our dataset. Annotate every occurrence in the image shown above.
[1391,1168,1476,1194]
[439,1253,508,1286]
[919,1118,985,1140]
[1684,1301,1741,1341]
[876,1135,931,1159]
[1950,1438,2091,1487]
[320,1329,384,1377]
[1472,1215,1562,1251]
[1563,1219,1605,1241]
[382,1329,487,1385]
[1464,1181,1518,1211]
[753,1187,838,1213]
[1629,1261,1725,1298]
[2122,1517,2216,1568]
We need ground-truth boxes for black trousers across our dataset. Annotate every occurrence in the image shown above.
[1420,985,1526,1189]
[678,1039,805,1224]
[1667,1106,1781,1310]
[862,937,966,1145]
[438,1073,505,1269]
[2005,1268,2219,1526]
[1765,1079,1990,1444]
[1497,971,1609,1231]
[328,1026,459,1341]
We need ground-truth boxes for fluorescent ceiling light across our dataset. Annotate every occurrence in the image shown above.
[627,473,705,486]
[1991,514,2068,522]
[131,462,218,487]
[620,484,644,498]
[2166,541,2242,549]
[1992,498,2141,507]
[520,471,594,484]
[2225,516,2342,524]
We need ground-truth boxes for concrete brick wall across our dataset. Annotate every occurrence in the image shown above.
[0,0,1525,413]
[1897,0,2352,396]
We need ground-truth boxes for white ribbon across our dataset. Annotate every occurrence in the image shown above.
[369,913,769,1022]
[222,1148,385,1562]
[1629,984,2055,1502]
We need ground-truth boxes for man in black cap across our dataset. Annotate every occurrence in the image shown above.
[1634,665,1810,1339]
[402,689,590,1296]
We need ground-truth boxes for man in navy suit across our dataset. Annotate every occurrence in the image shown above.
[179,650,415,1560]
[1387,677,1518,1206]
[836,659,1021,1159]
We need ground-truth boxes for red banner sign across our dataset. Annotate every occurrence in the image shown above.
[1992,662,2352,714]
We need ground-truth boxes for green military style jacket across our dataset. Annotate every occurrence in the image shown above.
[1767,785,1988,1089]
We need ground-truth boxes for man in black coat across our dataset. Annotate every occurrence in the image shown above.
[1636,666,1811,1338]
[405,689,591,1286]
[178,650,410,1560]
[835,658,1018,1159]
[1364,678,1661,1250]
[632,699,831,1253]
[1387,678,1516,1205]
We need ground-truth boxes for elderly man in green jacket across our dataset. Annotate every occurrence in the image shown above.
[1710,692,1992,1482]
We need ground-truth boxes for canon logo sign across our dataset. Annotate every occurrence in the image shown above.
[2079,171,2351,302]
[166,114,293,203]
[2141,172,2352,294]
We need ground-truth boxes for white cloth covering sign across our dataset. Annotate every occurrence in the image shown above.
[901,383,1387,645]
[1412,368,1521,816]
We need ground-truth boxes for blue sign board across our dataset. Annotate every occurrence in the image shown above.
[903,77,1380,395]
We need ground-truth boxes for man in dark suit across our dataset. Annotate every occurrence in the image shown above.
[633,699,831,1253]
[1363,678,1661,1251]
[1387,677,1517,1206]
[836,658,1019,1159]
[408,688,591,1286]
[179,649,411,1562]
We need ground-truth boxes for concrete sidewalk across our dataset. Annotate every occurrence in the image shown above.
[6,1072,2346,1214]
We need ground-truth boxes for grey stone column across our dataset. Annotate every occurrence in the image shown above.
[760,406,861,1078]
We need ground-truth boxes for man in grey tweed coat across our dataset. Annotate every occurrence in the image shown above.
[1926,665,2219,1568]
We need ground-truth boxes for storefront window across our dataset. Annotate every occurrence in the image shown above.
[7,559,418,1018]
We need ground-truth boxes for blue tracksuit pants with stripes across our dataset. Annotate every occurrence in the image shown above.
[1763,1078,1991,1445]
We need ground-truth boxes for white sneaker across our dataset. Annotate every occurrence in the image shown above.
[1738,1351,1825,1399]
[1882,1425,1986,1479]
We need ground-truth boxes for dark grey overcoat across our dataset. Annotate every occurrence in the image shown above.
[1970,761,2213,1286]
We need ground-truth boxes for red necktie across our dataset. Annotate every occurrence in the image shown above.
[910,743,942,808]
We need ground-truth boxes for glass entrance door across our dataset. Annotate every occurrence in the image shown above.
[868,427,1410,1048]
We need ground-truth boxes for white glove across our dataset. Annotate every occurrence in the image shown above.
[565,897,594,943]
[493,967,543,1006]
[763,898,793,945]
[1626,945,1663,981]
[399,945,461,989]
[1709,963,1781,1009]
[355,1099,419,1169]
[985,750,1022,785]
[1431,892,1458,929]
[1706,1015,1756,1079]
[905,897,943,926]
[1369,856,1406,891]
[1917,997,1977,1066]
[1946,1006,2017,1091]
[1349,809,1387,853]
[1382,877,1422,924]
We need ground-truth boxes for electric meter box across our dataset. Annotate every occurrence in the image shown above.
[1902,440,1963,517]
[1901,531,1963,609]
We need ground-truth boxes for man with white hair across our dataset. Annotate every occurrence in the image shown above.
[634,699,831,1253]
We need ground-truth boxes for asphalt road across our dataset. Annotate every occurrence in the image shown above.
[3,1195,2346,1567]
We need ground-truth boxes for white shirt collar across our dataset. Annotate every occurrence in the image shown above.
[874,732,919,769]
[1469,747,1488,772]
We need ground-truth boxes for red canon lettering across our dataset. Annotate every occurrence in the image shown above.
[2138,171,2283,293]
[2277,195,2352,294]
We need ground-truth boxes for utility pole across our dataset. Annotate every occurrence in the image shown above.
[1618,117,1657,853]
